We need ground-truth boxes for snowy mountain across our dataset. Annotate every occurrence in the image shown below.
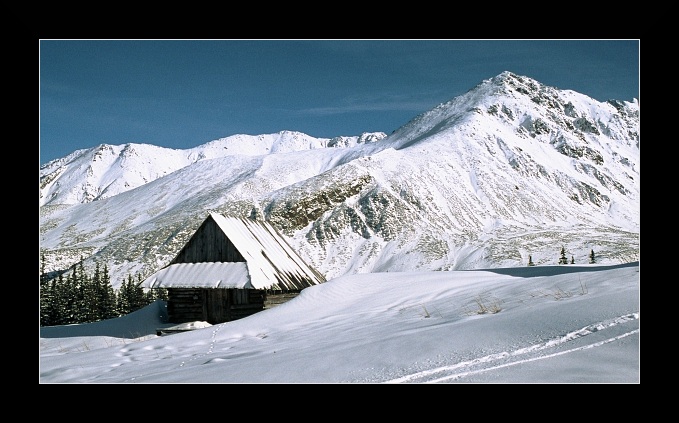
[39,131,386,206]
[39,71,640,288]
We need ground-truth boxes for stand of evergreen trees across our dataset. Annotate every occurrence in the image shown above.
[39,253,167,327]
[527,248,598,266]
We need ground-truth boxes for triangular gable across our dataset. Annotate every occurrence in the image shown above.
[170,214,245,264]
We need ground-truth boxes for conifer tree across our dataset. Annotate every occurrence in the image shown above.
[145,289,154,304]
[40,285,51,326]
[74,259,91,323]
[118,273,147,315]
[558,247,568,265]
[154,287,169,301]
[117,274,133,316]
[49,273,67,325]
[132,274,147,311]
[63,266,79,324]
[39,251,52,326]
[144,285,168,302]
[81,261,99,322]
[589,249,596,264]
[570,255,575,264]
[99,263,117,320]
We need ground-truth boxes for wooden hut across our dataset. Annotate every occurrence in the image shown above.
[141,212,326,324]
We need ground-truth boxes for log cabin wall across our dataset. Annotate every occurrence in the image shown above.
[155,213,325,324]
[228,289,265,321]
[264,291,300,309]
[167,288,206,323]
[171,217,246,264]
[167,287,265,324]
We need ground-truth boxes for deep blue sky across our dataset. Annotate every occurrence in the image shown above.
[39,40,639,165]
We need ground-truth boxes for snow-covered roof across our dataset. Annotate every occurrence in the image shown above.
[209,213,325,290]
[142,262,251,289]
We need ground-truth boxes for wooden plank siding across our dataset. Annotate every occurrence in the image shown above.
[171,217,246,264]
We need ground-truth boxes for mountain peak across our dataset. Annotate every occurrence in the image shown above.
[483,71,557,103]
[384,70,638,152]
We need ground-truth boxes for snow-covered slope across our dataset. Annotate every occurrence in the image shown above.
[39,131,386,207]
[39,72,639,288]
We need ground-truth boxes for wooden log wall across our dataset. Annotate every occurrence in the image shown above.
[264,292,300,309]
[167,288,205,323]
[229,289,265,321]
[167,288,265,324]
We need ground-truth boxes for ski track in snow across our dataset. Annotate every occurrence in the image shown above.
[383,313,639,383]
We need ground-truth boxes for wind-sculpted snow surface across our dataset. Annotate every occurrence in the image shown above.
[39,262,639,383]
[39,72,639,287]
[380,313,639,383]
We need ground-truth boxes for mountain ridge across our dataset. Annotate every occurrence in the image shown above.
[39,130,387,207]
[39,71,640,288]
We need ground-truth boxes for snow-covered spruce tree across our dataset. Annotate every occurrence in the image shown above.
[589,249,596,264]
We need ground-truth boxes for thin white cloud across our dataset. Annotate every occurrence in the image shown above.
[298,93,447,116]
